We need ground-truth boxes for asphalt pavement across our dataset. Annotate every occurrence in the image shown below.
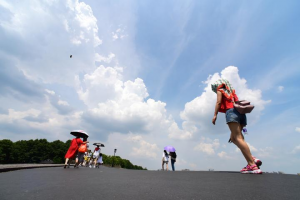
[0,166,299,200]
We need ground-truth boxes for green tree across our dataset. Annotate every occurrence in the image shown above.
[0,139,14,163]
[0,139,147,168]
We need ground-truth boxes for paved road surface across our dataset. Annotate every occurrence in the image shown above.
[0,164,63,172]
[0,166,299,200]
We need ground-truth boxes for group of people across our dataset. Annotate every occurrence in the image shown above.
[64,137,103,169]
[162,150,177,171]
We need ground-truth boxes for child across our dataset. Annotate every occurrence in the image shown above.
[85,150,92,167]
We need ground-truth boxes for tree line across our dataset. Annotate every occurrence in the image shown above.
[0,139,146,170]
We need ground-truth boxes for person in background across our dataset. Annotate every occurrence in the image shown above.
[169,152,177,171]
[64,136,87,168]
[74,137,88,168]
[83,152,88,166]
[96,153,103,168]
[162,150,169,171]
[90,145,101,168]
[84,150,92,167]
[211,78,262,174]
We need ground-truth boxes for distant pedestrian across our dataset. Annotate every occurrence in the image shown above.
[64,136,87,168]
[162,150,169,171]
[89,145,101,168]
[211,79,262,174]
[83,150,92,167]
[74,137,89,168]
[96,153,103,168]
[169,152,177,171]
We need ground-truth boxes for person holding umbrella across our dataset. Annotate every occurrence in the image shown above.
[89,143,103,168]
[164,146,176,171]
[64,130,89,169]
[74,136,89,168]
[169,151,177,171]
[162,150,169,171]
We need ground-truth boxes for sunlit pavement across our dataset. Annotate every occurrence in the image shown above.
[0,166,299,200]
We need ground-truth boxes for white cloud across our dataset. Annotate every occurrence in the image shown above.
[292,145,300,154]
[95,53,116,63]
[0,0,102,84]
[112,27,128,41]
[45,89,55,95]
[295,127,300,133]
[278,86,284,92]
[257,147,273,158]
[180,66,270,138]
[168,121,197,140]
[127,135,159,158]
[218,151,233,159]
[194,138,220,155]
[76,65,173,135]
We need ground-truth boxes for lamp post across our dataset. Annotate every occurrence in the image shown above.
[112,149,117,167]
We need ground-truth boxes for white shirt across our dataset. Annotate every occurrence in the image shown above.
[162,152,169,161]
[93,148,101,157]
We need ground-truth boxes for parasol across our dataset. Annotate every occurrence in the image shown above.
[164,145,176,152]
[70,130,89,138]
[93,143,105,147]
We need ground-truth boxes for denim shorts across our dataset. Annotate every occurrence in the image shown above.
[225,108,247,126]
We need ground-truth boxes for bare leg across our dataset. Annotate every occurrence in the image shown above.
[65,158,69,165]
[75,157,79,167]
[166,163,169,171]
[162,161,164,171]
[228,122,255,166]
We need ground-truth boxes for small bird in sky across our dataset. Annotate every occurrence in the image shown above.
[70,55,72,58]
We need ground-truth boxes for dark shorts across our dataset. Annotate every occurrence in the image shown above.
[77,152,85,162]
[225,108,247,126]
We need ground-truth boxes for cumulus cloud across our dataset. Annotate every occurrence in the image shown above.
[95,53,116,63]
[112,27,127,41]
[194,138,220,155]
[0,104,82,141]
[168,121,197,140]
[127,135,159,158]
[178,66,270,139]
[45,89,74,115]
[76,65,172,135]
[0,0,102,84]
[257,147,273,158]
[218,151,233,159]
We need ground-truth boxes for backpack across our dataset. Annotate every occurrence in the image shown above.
[78,143,87,153]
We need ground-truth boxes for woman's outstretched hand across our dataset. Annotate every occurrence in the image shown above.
[212,115,217,125]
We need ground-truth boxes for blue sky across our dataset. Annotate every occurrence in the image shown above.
[0,0,300,174]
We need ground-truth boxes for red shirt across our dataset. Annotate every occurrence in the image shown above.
[219,93,239,113]
[76,138,83,145]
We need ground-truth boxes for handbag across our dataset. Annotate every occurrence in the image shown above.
[233,100,254,114]
[78,143,87,153]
